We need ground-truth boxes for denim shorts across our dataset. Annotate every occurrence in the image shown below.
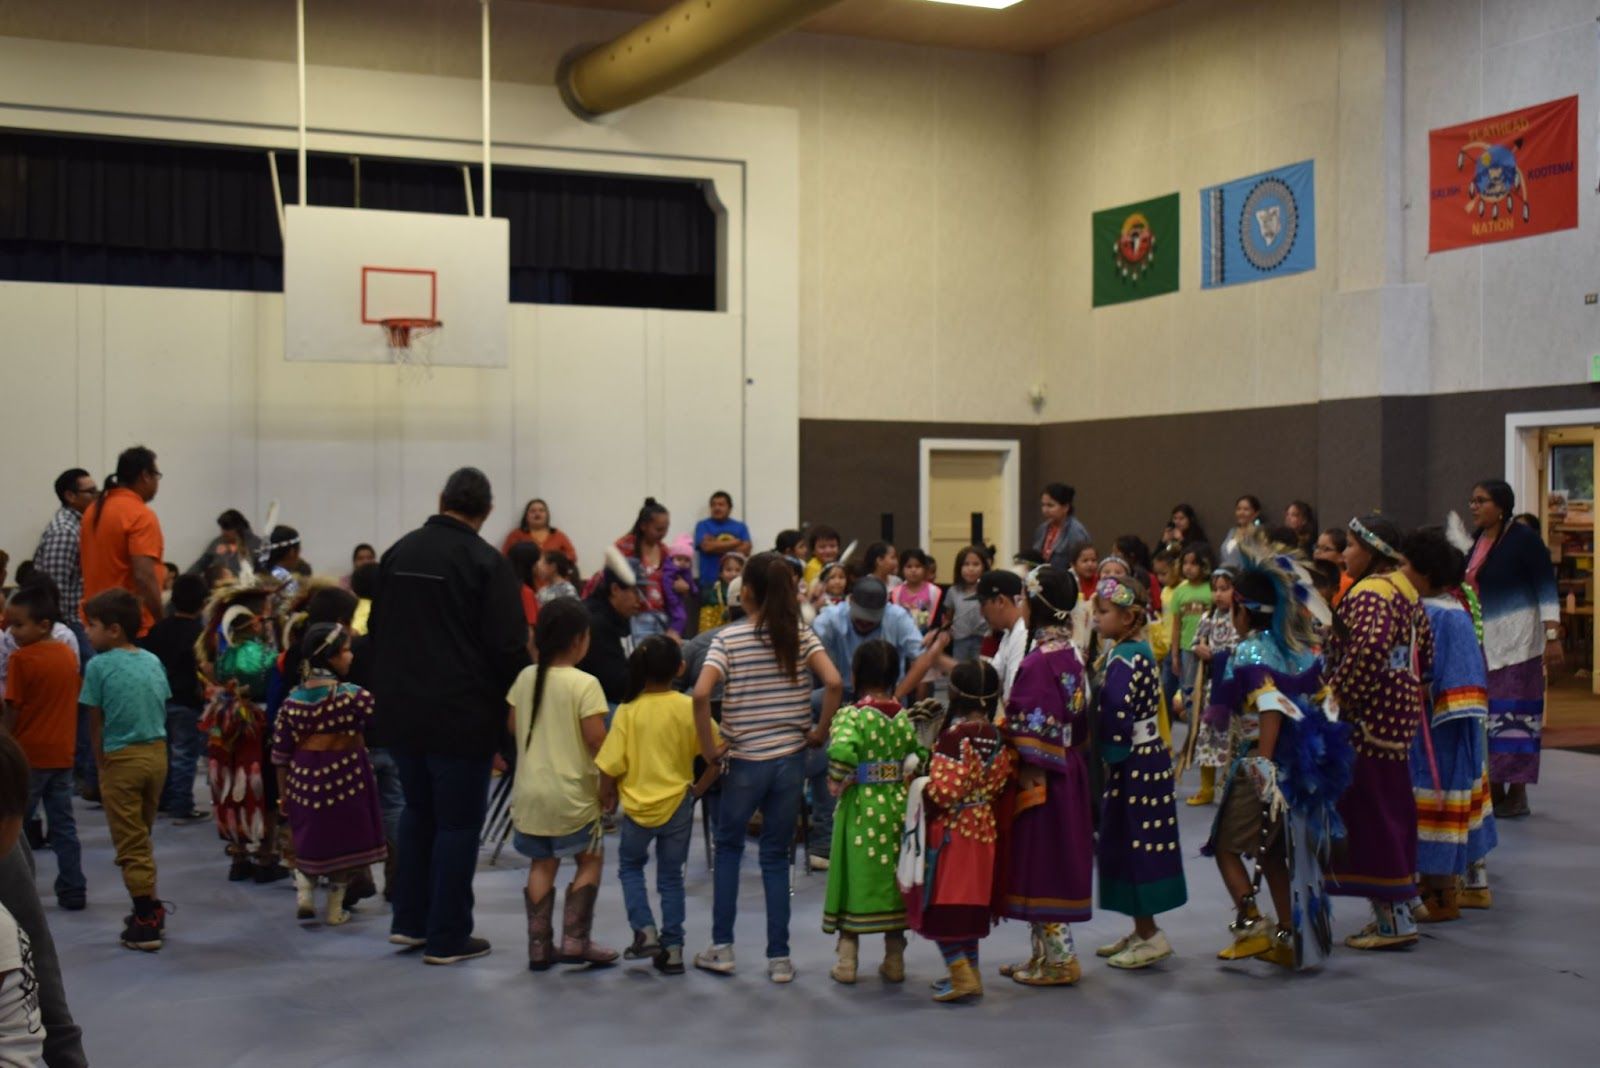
[514,822,601,860]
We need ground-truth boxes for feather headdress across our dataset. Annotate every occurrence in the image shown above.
[1234,530,1329,653]
[1444,510,1474,553]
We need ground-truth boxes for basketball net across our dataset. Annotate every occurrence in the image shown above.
[380,318,441,382]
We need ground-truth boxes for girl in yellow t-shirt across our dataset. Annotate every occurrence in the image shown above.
[506,598,613,971]
[595,636,721,974]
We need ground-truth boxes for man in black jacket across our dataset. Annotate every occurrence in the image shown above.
[369,467,529,965]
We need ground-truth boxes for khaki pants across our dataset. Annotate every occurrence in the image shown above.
[101,740,167,898]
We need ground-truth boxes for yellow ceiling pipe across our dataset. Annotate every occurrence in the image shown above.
[558,0,846,119]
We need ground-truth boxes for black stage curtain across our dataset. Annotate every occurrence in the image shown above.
[0,131,717,310]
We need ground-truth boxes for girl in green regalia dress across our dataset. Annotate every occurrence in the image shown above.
[822,640,929,984]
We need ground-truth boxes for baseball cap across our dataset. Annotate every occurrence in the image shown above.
[849,576,887,624]
[976,570,1023,601]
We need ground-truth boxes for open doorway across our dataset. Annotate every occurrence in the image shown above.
[919,439,1020,575]
[1519,418,1600,750]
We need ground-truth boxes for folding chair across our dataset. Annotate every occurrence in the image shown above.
[481,771,515,865]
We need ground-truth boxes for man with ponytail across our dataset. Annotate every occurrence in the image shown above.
[691,553,843,983]
[78,446,165,638]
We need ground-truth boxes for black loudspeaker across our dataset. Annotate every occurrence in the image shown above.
[880,513,894,543]
[970,512,984,547]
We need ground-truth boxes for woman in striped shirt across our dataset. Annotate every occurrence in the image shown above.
[691,553,843,983]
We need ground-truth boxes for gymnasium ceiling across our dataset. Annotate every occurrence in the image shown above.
[520,0,1180,55]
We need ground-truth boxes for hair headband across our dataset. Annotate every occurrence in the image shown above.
[1096,576,1144,609]
[1348,517,1400,560]
[1097,554,1130,575]
[312,623,346,660]
[1024,567,1071,621]
[947,677,999,703]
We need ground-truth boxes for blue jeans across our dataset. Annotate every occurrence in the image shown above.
[368,748,405,847]
[618,792,695,947]
[390,750,492,955]
[74,707,98,794]
[28,770,84,899]
[712,752,804,958]
[159,702,202,814]
[806,688,835,857]
[631,612,670,641]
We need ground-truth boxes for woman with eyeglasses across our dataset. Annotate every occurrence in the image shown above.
[1465,480,1561,820]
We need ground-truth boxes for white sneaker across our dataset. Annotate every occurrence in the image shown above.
[767,957,795,984]
[1107,930,1174,970]
[694,943,737,975]
[1095,932,1133,958]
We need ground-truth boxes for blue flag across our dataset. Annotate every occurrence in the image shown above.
[1200,160,1315,288]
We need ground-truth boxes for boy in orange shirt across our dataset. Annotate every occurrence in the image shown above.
[2,587,86,910]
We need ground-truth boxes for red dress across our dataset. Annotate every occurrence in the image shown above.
[909,718,1014,941]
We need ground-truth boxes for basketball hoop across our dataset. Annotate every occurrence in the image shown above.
[379,317,441,379]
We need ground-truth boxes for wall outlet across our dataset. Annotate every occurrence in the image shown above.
[1586,293,1598,305]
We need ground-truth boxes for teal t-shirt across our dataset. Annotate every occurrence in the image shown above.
[79,647,170,753]
[1168,580,1215,650]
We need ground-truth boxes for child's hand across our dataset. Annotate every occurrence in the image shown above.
[1195,641,1212,662]
[805,725,828,749]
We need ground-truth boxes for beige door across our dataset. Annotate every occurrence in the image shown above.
[926,449,1007,574]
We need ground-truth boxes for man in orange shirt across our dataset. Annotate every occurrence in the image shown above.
[79,446,165,638]
[2,586,87,910]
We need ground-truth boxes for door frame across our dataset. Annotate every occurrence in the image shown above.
[918,438,1022,562]
[1505,408,1600,510]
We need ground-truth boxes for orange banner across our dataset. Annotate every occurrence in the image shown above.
[1428,95,1578,253]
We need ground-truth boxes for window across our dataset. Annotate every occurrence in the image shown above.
[0,130,719,310]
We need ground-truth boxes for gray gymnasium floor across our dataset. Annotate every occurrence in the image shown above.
[41,747,1599,1067]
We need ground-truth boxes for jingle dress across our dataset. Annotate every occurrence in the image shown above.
[1205,633,1352,969]
[1096,640,1187,917]
[822,697,925,934]
[1191,609,1239,770]
[1411,594,1497,878]
[270,681,387,877]
[1467,521,1559,784]
[201,637,274,858]
[1324,571,1433,903]
[906,719,1013,941]
[995,637,1094,925]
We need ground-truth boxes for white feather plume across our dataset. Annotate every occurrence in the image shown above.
[603,544,639,587]
[1445,510,1474,553]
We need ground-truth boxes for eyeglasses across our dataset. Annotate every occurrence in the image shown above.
[1468,496,1494,506]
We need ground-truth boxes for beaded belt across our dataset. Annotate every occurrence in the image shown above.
[1132,716,1161,746]
[854,762,902,785]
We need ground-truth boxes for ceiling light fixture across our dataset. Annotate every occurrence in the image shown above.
[919,0,1026,9]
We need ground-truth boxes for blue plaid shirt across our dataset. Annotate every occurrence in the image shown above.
[33,506,83,617]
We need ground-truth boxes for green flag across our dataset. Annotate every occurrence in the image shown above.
[1092,192,1179,307]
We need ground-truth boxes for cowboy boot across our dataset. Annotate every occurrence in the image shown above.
[830,933,859,985]
[558,883,618,966]
[525,887,556,971]
[880,931,907,983]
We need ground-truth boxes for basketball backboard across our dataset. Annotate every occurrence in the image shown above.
[283,205,509,367]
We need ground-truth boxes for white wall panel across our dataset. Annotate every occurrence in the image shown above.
[524,306,652,569]
[100,286,235,569]
[0,284,82,564]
